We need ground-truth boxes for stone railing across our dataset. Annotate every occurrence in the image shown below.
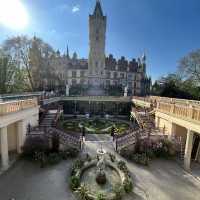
[62,96,132,102]
[132,96,200,112]
[0,98,38,115]
[157,102,200,123]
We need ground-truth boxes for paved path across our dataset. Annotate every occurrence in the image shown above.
[0,136,200,200]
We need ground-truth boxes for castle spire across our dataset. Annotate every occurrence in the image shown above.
[93,0,103,16]
[67,45,69,58]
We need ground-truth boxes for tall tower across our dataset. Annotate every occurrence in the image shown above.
[88,0,106,86]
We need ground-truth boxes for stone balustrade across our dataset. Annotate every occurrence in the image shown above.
[0,98,38,116]
[157,101,200,123]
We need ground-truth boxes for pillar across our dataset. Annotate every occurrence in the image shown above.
[0,126,9,170]
[184,129,194,171]
[155,116,160,128]
[168,122,176,139]
[17,120,26,154]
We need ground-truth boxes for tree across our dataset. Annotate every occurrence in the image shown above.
[2,35,56,91]
[179,49,200,85]
[0,53,30,94]
[0,54,15,93]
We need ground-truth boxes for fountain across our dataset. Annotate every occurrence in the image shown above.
[70,145,133,200]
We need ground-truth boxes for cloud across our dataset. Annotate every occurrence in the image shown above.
[72,5,80,13]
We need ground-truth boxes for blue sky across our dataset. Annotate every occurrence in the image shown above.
[0,0,200,81]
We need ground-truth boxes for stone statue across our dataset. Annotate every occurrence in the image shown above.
[124,86,128,97]
[65,84,69,96]
[97,157,105,172]
[96,157,106,185]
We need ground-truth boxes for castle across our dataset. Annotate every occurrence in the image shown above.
[51,0,151,96]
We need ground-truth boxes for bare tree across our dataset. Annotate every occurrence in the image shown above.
[179,49,200,85]
[2,35,56,91]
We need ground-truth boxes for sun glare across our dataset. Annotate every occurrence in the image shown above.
[0,0,29,30]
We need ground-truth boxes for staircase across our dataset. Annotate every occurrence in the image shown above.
[40,110,57,128]
[133,108,155,134]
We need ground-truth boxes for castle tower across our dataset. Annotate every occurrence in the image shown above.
[88,0,106,86]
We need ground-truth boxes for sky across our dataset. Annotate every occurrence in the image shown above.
[0,0,200,81]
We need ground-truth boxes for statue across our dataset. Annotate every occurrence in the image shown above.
[96,145,107,185]
[65,84,69,96]
[124,85,128,97]
[96,157,106,185]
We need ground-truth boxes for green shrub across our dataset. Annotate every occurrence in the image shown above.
[109,153,116,162]
[117,160,127,171]
[71,159,84,176]
[113,183,124,200]
[60,147,80,159]
[96,192,106,200]
[76,184,90,200]
[47,153,62,165]
[70,176,80,191]
[22,136,50,160]
[132,153,149,166]
[123,178,133,193]
[120,147,133,160]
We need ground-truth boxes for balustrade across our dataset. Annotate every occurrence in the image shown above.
[0,98,38,115]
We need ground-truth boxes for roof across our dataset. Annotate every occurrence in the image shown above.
[93,0,104,16]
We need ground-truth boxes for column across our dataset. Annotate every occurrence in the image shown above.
[17,120,26,154]
[184,129,194,171]
[155,116,160,128]
[168,122,176,139]
[0,126,9,170]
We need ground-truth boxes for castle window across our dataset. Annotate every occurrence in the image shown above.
[106,71,111,78]
[80,71,85,77]
[114,72,118,79]
[106,80,110,86]
[72,79,77,85]
[72,71,76,78]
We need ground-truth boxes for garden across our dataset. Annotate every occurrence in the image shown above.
[59,118,130,135]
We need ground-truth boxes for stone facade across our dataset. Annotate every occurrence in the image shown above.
[49,0,151,96]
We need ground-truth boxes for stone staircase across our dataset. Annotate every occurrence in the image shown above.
[39,111,57,128]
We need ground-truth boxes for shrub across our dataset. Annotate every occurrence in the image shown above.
[113,183,124,200]
[152,139,176,159]
[66,147,80,158]
[120,147,133,160]
[76,184,90,200]
[132,153,149,166]
[47,153,62,165]
[96,192,106,200]
[117,160,127,171]
[60,147,80,159]
[71,159,84,176]
[70,176,80,191]
[123,178,133,193]
[22,136,50,160]
[51,134,60,153]
[109,153,116,162]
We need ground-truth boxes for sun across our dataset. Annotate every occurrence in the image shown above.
[0,0,29,30]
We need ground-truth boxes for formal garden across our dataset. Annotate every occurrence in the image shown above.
[58,117,130,135]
